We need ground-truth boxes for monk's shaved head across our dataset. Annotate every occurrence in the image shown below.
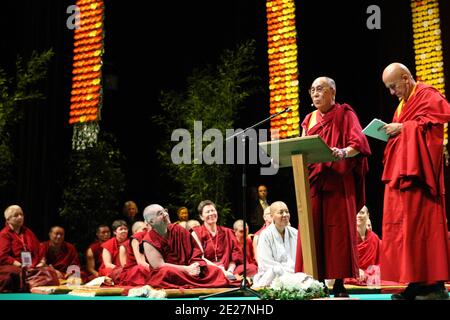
[382,62,416,100]
[382,63,412,83]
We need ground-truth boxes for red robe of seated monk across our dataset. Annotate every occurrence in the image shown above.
[87,241,103,270]
[116,231,149,286]
[143,223,232,289]
[234,236,258,277]
[0,225,42,267]
[98,237,127,280]
[192,225,244,274]
[39,241,80,273]
[358,230,380,271]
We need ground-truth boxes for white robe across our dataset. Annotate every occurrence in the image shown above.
[252,223,297,288]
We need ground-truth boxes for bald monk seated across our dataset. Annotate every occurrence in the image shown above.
[40,226,80,279]
[141,204,232,289]
[252,201,298,288]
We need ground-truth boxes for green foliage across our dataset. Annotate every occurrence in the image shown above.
[152,40,259,225]
[59,133,125,250]
[259,283,329,300]
[0,49,54,189]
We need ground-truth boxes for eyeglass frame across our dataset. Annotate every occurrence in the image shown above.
[308,85,330,95]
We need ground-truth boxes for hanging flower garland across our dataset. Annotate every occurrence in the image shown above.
[411,0,448,163]
[266,0,300,140]
[69,0,104,150]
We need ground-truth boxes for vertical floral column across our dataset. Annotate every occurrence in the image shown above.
[411,0,448,162]
[266,0,300,140]
[69,0,104,150]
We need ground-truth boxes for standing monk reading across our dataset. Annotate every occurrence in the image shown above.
[295,77,371,297]
[381,63,450,300]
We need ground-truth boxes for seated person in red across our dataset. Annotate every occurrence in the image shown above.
[98,220,129,281]
[85,224,111,280]
[142,204,232,289]
[186,219,201,232]
[0,205,46,292]
[191,200,244,280]
[345,206,381,285]
[232,219,258,277]
[40,226,80,279]
[253,206,273,264]
[117,221,151,286]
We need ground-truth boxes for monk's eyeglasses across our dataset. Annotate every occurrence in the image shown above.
[308,85,329,95]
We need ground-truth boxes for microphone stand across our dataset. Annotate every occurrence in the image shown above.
[199,106,291,300]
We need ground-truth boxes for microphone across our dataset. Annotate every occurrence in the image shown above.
[311,103,314,107]
[283,106,291,113]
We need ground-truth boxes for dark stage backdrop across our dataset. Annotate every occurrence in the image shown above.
[0,0,449,240]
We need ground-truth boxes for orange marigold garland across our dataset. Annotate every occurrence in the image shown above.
[69,0,104,150]
[411,0,448,164]
[266,0,300,140]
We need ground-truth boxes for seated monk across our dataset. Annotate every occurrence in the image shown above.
[142,204,232,289]
[116,221,151,286]
[345,206,381,285]
[191,200,244,280]
[252,206,273,264]
[85,224,111,280]
[40,226,80,279]
[232,219,258,277]
[0,205,51,292]
[252,201,298,288]
[98,220,129,282]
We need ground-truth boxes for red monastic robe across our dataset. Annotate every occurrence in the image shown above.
[39,241,80,273]
[192,225,243,271]
[143,224,231,289]
[357,229,380,271]
[0,225,42,292]
[234,236,258,277]
[98,237,127,280]
[295,103,371,280]
[88,241,103,270]
[0,225,42,267]
[381,83,450,283]
[116,231,149,286]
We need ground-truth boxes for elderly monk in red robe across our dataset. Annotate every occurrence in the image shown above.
[191,200,244,280]
[0,205,45,292]
[294,76,371,298]
[40,226,80,279]
[85,224,111,280]
[381,63,450,300]
[142,204,231,289]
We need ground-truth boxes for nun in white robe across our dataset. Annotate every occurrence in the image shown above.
[252,222,298,288]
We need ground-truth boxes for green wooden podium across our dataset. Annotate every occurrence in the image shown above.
[259,135,334,279]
